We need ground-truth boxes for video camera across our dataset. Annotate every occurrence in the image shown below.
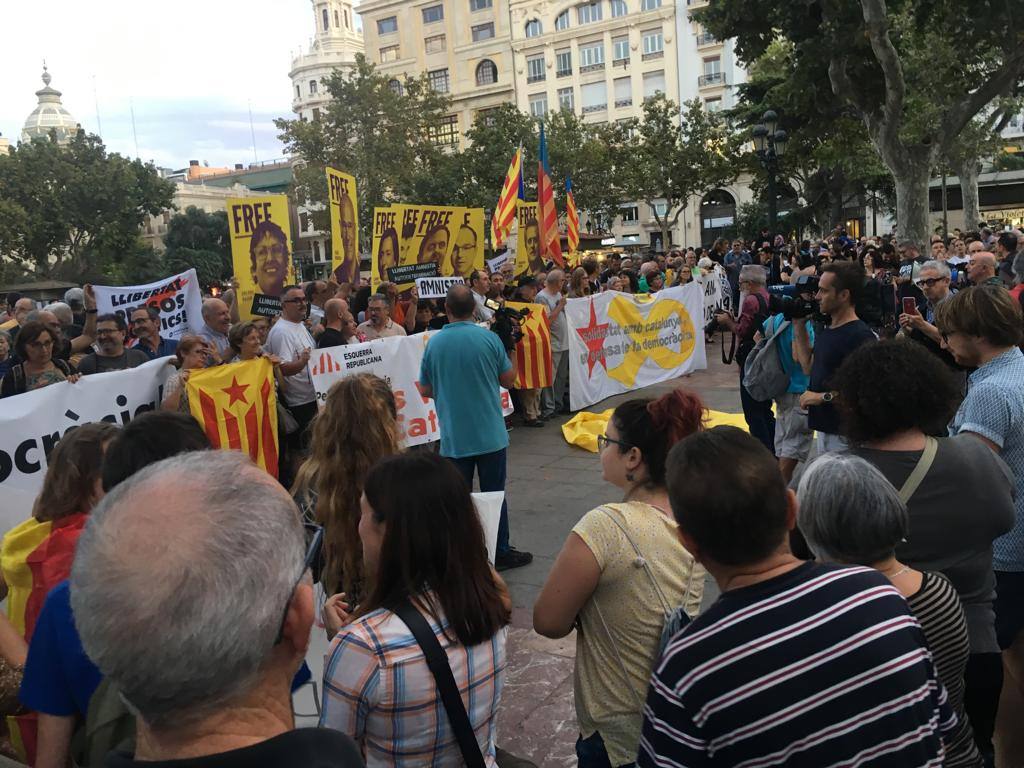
[485,298,528,351]
[768,274,822,321]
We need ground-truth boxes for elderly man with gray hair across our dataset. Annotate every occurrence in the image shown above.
[797,453,983,767]
[70,452,362,768]
[712,263,775,452]
[898,259,961,370]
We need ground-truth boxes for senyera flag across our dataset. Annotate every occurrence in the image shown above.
[537,122,564,267]
[566,176,580,256]
[490,146,522,249]
[186,358,280,478]
[507,301,553,389]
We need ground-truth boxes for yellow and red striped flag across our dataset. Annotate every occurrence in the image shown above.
[490,147,523,249]
[186,358,280,478]
[507,301,552,389]
[537,123,565,267]
[566,177,580,256]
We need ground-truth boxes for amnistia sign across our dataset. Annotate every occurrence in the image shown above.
[566,283,707,410]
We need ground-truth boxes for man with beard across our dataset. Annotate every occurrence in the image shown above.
[76,314,150,374]
[523,219,544,275]
[250,220,291,299]
[332,194,359,284]
[450,224,478,277]
[417,224,450,266]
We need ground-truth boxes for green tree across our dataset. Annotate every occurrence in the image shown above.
[0,130,175,280]
[276,55,453,252]
[162,206,232,284]
[619,96,741,249]
[461,105,539,213]
[698,0,1024,246]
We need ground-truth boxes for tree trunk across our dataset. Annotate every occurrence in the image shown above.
[958,158,982,232]
[892,161,933,247]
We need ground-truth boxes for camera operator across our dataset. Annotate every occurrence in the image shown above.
[418,284,533,571]
[712,265,775,453]
[794,261,877,453]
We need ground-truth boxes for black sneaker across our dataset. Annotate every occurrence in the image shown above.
[495,547,534,571]
[523,419,544,428]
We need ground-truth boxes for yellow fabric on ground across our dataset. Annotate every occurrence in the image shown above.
[562,408,751,452]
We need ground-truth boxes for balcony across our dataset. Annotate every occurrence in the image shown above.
[613,57,629,68]
[582,103,607,114]
[556,69,572,78]
[696,32,717,46]
[698,72,725,87]
[580,62,606,74]
[527,73,546,83]
[642,50,664,61]
[614,98,633,108]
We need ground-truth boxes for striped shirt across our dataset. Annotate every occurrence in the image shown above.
[637,562,955,767]
[320,597,507,767]
[907,572,981,767]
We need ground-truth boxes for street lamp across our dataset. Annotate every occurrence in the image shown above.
[752,110,787,235]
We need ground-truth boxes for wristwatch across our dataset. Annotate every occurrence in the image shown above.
[822,391,835,403]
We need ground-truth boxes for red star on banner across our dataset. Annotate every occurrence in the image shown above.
[221,376,250,407]
[575,299,610,377]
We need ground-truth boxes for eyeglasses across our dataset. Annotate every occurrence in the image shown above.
[914,277,948,288]
[274,522,323,644]
[597,434,631,451]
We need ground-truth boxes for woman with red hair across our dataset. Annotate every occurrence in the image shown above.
[533,388,708,768]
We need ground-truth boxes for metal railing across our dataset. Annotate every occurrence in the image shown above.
[580,62,606,74]
[698,72,725,87]
[696,32,717,46]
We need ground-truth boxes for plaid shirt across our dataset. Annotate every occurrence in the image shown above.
[320,599,507,766]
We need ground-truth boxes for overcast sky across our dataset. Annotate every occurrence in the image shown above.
[0,0,346,170]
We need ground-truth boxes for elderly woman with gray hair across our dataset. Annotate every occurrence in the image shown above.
[798,453,982,768]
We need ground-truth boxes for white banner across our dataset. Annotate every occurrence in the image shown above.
[416,276,464,300]
[0,358,175,538]
[701,265,728,326]
[93,268,204,341]
[486,251,512,274]
[566,283,707,411]
[308,333,513,448]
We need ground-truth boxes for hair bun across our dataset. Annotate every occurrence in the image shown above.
[647,389,707,446]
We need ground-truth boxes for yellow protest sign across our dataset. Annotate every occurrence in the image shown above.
[445,207,485,279]
[514,201,541,277]
[228,195,295,319]
[327,167,359,284]
[370,206,399,292]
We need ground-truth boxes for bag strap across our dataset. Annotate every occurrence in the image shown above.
[393,599,486,768]
[898,437,938,504]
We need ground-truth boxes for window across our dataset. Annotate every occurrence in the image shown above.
[580,42,605,68]
[652,200,668,217]
[642,30,663,55]
[378,16,398,34]
[295,84,301,99]
[555,10,570,29]
[614,76,632,106]
[704,97,722,113]
[309,79,318,95]
[322,8,329,30]
[422,4,444,23]
[312,107,321,122]
[476,59,498,85]
[558,87,575,111]
[611,0,628,16]
[380,44,400,62]
[525,18,542,37]
[428,68,450,93]
[472,22,495,41]
[425,34,446,53]
[556,49,572,77]
[427,115,460,146]
[704,56,721,75]
[388,78,404,95]
[334,9,340,27]
[313,241,321,261]
[578,2,603,24]
[641,0,661,8]
[621,205,639,222]
[529,93,548,117]
[613,36,630,62]
[581,81,608,113]
[470,0,493,9]
[344,8,350,27]
[643,70,665,98]
[527,55,546,83]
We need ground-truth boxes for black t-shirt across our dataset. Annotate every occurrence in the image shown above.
[76,349,150,375]
[107,728,363,768]
[317,327,349,349]
[807,319,876,434]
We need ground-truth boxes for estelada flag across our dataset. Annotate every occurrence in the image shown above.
[507,301,552,389]
[186,358,280,478]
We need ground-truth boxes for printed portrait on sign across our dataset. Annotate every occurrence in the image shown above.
[250,220,291,299]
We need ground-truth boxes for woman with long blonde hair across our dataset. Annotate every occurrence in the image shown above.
[292,373,402,610]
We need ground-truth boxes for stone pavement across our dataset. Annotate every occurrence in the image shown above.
[496,350,741,766]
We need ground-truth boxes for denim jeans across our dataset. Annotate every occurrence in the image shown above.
[541,349,569,417]
[575,731,635,768]
[449,448,510,554]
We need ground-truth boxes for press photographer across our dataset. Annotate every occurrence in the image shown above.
[793,261,877,453]
[711,265,775,453]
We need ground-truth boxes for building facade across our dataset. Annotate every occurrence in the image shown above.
[20,66,80,146]
[141,182,262,253]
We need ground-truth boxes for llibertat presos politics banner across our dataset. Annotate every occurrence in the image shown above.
[93,268,204,341]
[308,333,513,448]
[227,195,295,320]
[566,283,707,411]
[0,358,175,537]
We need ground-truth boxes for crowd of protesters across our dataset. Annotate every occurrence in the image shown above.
[0,218,1023,768]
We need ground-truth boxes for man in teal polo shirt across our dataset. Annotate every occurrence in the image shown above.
[419,285,533,571]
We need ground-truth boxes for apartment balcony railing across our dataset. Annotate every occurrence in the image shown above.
[698,72,725,87]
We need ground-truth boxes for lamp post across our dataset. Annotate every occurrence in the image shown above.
[752,110,788,236]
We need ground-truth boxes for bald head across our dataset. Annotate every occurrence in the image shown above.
[202,298,231,334]
[546,269,565,286]
[446,284,477,320]
[968,251,998,284]
[324,297,349,322]
[13,298,33,323]
[71,451,307,729]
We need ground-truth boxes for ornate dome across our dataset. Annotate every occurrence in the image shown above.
[21,65,80,145]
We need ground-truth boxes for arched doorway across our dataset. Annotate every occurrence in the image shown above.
[700,189,737,246]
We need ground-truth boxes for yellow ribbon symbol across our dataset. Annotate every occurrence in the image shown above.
[606,296,696,387]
